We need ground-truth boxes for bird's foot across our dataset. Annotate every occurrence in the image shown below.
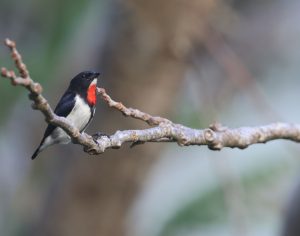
[92,132,110,142]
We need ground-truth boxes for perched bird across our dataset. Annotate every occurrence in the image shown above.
[31,71,100,160]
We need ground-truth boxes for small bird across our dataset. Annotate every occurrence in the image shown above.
[31,71,100,160]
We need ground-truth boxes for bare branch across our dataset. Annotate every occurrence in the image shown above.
[97,88,171,126]
[1,38,300,156]
[92,122,300,153]
[4,38,29,78]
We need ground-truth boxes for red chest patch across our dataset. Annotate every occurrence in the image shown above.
[87,84,97,106]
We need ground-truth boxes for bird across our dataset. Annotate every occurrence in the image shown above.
[31,71,100,160]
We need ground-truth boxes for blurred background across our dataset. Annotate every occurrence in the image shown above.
[1,0,300,235]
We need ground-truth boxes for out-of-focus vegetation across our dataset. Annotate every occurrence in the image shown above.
[161,161,290,236]
[1,0,300,236]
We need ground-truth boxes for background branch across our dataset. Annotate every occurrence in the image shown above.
[1,38,300,155]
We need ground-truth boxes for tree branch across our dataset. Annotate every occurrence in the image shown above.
[97,88,171,126]
[1,38,300,155]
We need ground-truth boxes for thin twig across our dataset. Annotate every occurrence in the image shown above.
[97,88,171,126]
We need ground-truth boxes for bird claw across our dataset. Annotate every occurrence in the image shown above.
[92,132,110,142]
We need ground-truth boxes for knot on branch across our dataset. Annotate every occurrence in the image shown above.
[204,128,223,150]
[209,122,227,132]
[176,135,189,146]
[170,124,189,146]
[33,82,43,94]
[110,130,123,148]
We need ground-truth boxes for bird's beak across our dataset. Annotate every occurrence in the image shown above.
[93,72,100,78]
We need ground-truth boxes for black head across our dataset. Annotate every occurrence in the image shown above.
[69,71,100,92]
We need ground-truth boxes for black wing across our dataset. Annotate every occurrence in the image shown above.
[43,91,76,138]
[31,91,76,160]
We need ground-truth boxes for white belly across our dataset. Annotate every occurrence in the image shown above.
[67,95,92,131]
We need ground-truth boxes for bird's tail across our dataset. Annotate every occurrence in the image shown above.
[31,136,46,160]
[31,146,41,160]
